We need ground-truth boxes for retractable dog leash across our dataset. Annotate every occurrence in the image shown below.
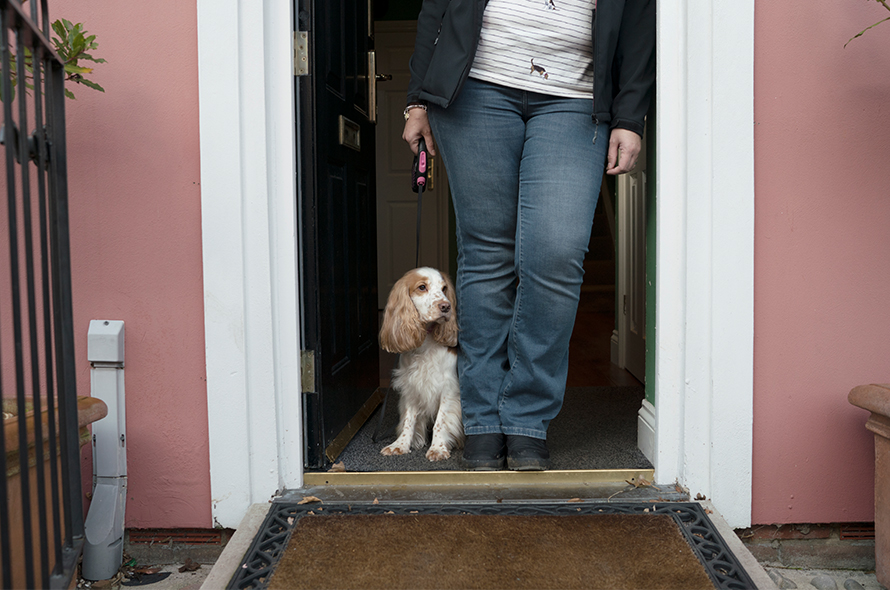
[412,137,430,268]
[372,138,431,444]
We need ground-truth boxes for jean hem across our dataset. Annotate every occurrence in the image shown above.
[502,427,546,439]
[464,426,504,436]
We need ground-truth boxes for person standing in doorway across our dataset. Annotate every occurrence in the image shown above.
[402,0,655,470]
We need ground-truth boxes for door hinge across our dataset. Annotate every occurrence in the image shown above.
[294,31,309,76]
[301,350,316,393]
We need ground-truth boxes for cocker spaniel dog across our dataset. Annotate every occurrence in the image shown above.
[379,267,463,461]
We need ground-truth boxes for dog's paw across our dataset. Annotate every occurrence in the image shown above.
[426,446,451,461]
[381,444,409,456]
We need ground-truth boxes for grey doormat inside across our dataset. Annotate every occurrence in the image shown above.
[328,386,652,471]
[228,501,754,590]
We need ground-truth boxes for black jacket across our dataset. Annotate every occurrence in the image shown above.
[406,0,655,136]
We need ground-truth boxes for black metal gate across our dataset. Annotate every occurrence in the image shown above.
[0,0,82,588]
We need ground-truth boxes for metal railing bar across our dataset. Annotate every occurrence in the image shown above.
[0,22,11,569]
[39,0,48,38]
[0,55,11,574]
[18,28,51,588]
[0,4,11,555]
[49,536,82,590]
[4,14,37,589]
[46,55,82,548]
[34,45,65,574]
[0,1,82,585]
[3,0,61,62]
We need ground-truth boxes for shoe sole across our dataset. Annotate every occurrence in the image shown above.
[461,458,506,471]
[507,458,550,471]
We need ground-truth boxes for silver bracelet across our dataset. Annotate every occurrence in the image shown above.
[403,104,428,120]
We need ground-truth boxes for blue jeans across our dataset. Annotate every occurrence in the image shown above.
[429,78,609,440]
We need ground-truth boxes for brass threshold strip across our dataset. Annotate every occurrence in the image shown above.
[324,388,386,462]
[304,468,654,487]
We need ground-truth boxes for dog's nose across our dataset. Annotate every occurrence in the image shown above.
[438,301,451,314]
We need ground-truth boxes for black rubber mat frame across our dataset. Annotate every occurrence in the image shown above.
[227,501,755,590]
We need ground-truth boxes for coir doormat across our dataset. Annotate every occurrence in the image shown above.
[228,502,754,590]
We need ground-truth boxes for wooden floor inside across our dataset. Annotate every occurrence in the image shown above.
[568,301,641,388]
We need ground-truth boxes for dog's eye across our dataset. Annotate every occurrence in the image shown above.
[418,284,426,292]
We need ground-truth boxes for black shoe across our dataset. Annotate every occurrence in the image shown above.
[506,435,551,471]
[461,433,507,471]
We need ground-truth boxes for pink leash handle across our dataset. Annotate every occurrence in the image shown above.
[412,138,429,193]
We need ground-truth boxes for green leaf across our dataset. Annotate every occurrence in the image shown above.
[845,14,890,46]
[64,87,75,99]
[64,64,93,74]
[52,20,66,39]
[77,78,104,92]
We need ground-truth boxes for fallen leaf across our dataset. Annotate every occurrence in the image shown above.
[385,510,395,514]
[307,511,315,515]
[644,508,650,512]
[409,510,418,514]
[372,498,379,505]
[568,497,582,503]
[179,558,201,573]
[287,517,294,525]
[298,496,323,505]
[328,461,346,472]
[695,493,707,501]
[132,567,161,575]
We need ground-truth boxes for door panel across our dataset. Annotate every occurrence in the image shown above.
[375,22,451,308]
[616,126,647,382]
[299,0,380,469]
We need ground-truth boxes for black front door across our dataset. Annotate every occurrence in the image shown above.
[298,0,380,469]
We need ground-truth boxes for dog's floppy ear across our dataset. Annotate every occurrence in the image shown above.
[431,272,459,348]
[380,272,426,353]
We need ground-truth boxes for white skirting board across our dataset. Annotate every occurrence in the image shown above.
[637,399,656,464]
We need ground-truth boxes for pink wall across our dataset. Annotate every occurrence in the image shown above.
[753,0,890,523]
[52,0,210,528]
[42,0,890,529]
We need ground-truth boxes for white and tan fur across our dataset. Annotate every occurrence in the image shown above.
[379,267,464,461]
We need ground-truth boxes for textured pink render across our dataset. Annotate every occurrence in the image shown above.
[54,0,210,528]
[752,0,890,523]
[48,0,890,529]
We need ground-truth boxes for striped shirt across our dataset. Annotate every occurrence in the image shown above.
[469,0,596,99]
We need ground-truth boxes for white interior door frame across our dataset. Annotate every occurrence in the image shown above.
[653,0,755,527]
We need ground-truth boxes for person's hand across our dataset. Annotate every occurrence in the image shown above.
[605,128,641,175]
[402,108,437,156]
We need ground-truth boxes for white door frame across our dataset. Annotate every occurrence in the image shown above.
[651,0,755,527]
[197,0,755,529]
[197,0,303,528]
